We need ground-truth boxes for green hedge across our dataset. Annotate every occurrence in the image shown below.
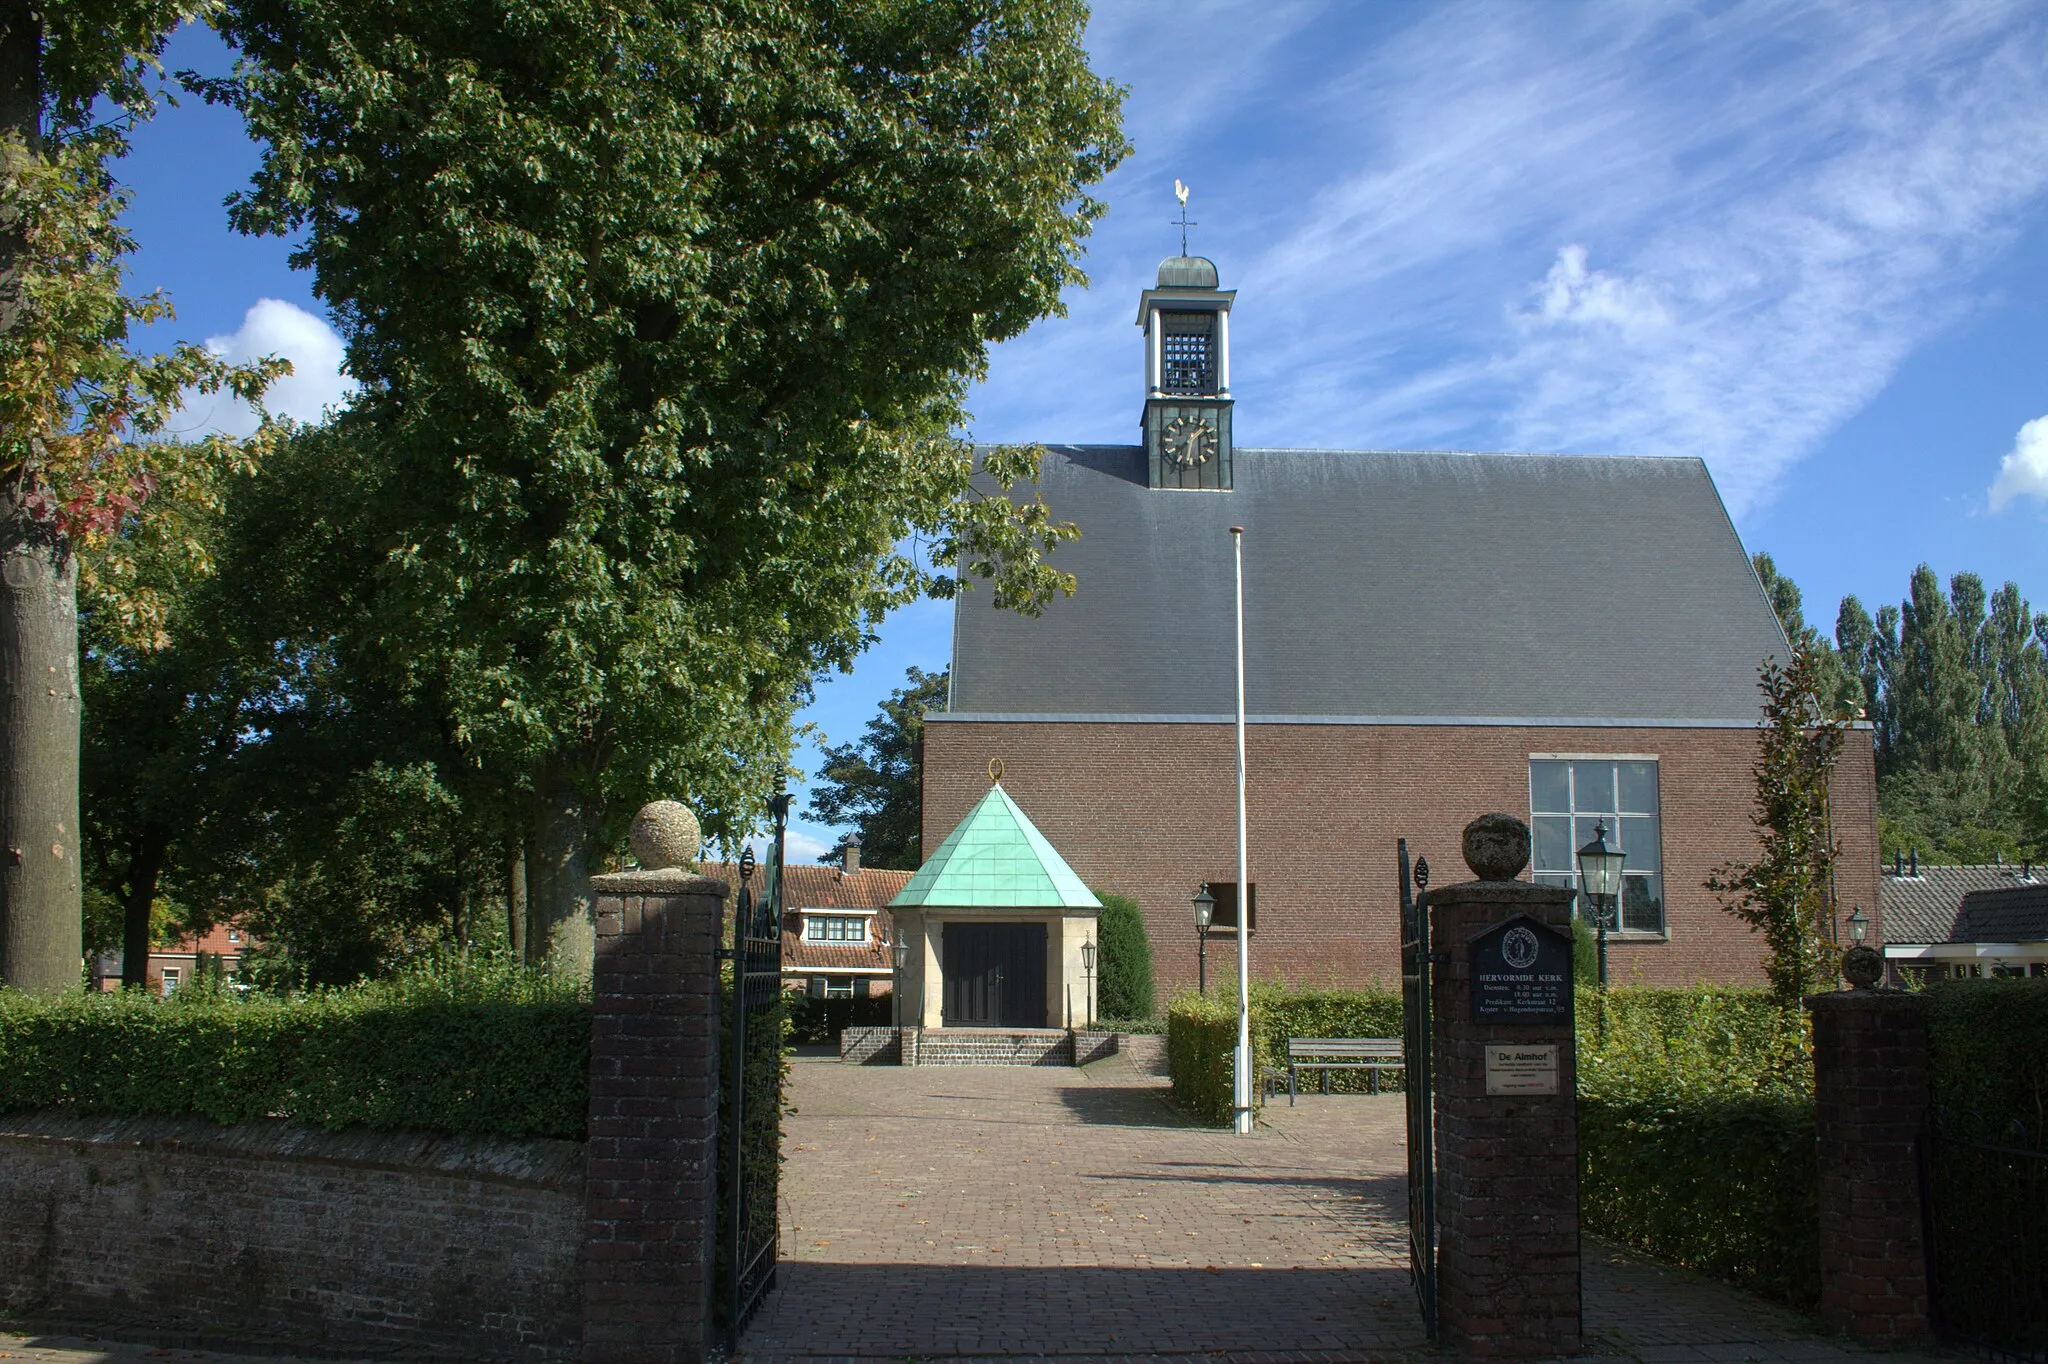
[1926,979,2048,1137]
[1167,983,1405,1123]
[1166,990,1248,1125]
[0,956,590,1139]
[1577,985,1817,1305]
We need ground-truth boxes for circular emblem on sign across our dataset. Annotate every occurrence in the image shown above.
[1162,413,1217,469]
[1502,925,1539,971]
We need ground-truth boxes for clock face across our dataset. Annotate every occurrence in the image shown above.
[1163,412,1217,469]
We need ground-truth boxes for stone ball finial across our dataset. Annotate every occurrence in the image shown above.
[629,800,701,870]
[1463,813,1530,882]
[1841,944,1885,991]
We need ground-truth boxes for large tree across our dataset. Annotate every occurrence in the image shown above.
[198,0,1123,966]
[807,665,948,870]
[1,3,279,992]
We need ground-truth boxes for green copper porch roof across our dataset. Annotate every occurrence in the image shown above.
[890,784,1103,910]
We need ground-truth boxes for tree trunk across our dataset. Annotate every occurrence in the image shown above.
[1,491,82,992]
[528,781,600,977]
[118,827,167,990]
[506,840,528,960]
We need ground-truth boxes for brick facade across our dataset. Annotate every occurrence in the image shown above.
[0,1115,582,1360]
[1809,990,1932,1344]
[585,868,729,1364]
[925,720,1880,996]
[1428,876,1582,1356]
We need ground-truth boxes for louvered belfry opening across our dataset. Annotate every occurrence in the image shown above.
[1160,311,1216,395]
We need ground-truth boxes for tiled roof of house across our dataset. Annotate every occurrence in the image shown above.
[698,860,912,973]
[1955,884,2048,943]
[1881,864,2044,944]
[947,446,1789,723]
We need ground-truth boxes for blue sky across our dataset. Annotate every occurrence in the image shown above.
[129,2,2048,863]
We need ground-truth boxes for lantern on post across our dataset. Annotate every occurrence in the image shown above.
[1575,821,1626,989]
[1192,884,1215,996]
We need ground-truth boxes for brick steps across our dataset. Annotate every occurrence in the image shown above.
[914,1028,1074,1066]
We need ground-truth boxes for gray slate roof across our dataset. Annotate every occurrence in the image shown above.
[1881,865,2046,944]
[949,446,1788,723]
[1956,884,2048,942]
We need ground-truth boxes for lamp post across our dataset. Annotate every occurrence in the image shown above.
[892,936,911,1031]
[1080,937,1097,1027]
[1576,821,1627,989]
[1193,884,1215,995]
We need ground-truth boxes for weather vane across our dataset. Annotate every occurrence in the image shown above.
[1172,179,1197,256]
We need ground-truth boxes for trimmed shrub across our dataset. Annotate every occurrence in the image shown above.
[0,954,589,1139]
[1095,892,1155,1022]
[1577,985,1817,1305]
[1926,978,2048,1138]
[1167,983,1405,1122]
[786,991,892,1044]
[1166,990,1250,1125]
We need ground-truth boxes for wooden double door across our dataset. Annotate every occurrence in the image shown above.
[942,922,1047,1028]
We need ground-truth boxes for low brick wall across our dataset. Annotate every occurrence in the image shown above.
[0,1114,583,1362]
[840,1026,902,1064]
[1073,1030,1118,1065]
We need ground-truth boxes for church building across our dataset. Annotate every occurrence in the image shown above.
[918,254,1881,1005]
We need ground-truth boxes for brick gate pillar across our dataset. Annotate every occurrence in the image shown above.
[584,802,729,1364]
[1807,986,1932,1344]
[1428,814,1580,1357]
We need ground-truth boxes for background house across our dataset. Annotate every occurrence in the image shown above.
[1881,855,2045,981]
[90,923,253,994]
[702,841,909,999]
[923,254,1881,1000]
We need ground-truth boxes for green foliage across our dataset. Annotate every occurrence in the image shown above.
[0,953,588,1137]
[1926,979,2048,1139]
[807,667,948,870]
[1166,990,1245,1126]
[785,991,891,1045]
[1707,647,1847,1008]
[1167,983,1405,1124]
[1094,892,1155,1022]
[1835,569,2048,862]
[1577,985,1817,1305]
[1571,915,1598,989]
[183,0,1126,946]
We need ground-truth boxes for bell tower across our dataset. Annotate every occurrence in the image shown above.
[1139,254,1235,490]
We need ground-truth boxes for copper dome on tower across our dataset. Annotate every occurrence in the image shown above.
[1156,255,1219,288]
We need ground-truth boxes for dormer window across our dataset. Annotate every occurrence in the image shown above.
[806,915,868,943]
[1160,312,1216,395]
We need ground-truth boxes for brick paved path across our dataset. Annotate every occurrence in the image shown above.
[741,1054,1956,1364]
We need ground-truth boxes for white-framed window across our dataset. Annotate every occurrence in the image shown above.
[825,978,855,999]
[806,915,867,943]
[1530,757,1665,936]
[160,966,182,997]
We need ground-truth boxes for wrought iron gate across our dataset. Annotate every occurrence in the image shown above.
[1398,839,1437,1341]
[1922,1109,2048,1362]
[719,795,790,1355]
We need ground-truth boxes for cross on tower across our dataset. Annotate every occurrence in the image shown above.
[1172,179,1197,256]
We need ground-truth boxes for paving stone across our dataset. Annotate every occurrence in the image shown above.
[741,1056,1967,1364]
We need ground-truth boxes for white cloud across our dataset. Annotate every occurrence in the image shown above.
[172,298,355,438]
[1521,246,1669,334]
[967,0,2048,519]
[1988,415,2048,513]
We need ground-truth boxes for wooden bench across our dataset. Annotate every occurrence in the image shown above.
[1261,1037,1404,1105]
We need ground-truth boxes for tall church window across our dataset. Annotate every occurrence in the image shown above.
[1529,758,1664,935]
[1160,312,1216,395]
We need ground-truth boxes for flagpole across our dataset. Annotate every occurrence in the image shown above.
[1231,525,1252,1135]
